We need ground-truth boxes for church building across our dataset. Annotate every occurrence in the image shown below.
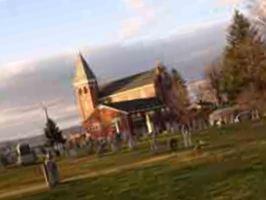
[73,53,181,141]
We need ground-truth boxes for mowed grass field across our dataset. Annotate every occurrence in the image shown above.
[3,121,266,200]
[0,134,177,194]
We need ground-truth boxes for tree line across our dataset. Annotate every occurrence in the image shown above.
[206,8,266,112]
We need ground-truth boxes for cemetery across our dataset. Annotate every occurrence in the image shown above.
[0,119,266,199]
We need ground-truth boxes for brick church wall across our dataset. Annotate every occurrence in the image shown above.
[84,107,130,139]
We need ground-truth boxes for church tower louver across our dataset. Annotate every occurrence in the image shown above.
[73,53,99,121]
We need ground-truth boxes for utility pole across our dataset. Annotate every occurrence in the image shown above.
[41,102,49,121]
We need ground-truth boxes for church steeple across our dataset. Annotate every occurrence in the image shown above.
[74,53,97,85]
[73,53,99,121]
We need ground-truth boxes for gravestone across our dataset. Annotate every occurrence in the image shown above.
[168,138,178,151]
[16,143,36,165]
[96,139,108,156]
[69,148,77,157]
[181,126,192,148]
[42,153,60,188]
[150,131,158,153]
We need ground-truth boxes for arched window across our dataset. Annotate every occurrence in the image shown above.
[78,88,82,95]
[84,87,88,94]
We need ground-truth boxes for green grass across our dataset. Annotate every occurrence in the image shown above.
[0,164,44,193]
[0,133,178,193]
[4,121,266,199]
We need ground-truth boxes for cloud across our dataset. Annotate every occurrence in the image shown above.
[124,0,155,19]
[120,17,143,39]
[0,59,37,84]
[119,0,156,39]
[0,55,80,141]
[0,100,80,140]
[217,0,243,6]
[124,0,144,9]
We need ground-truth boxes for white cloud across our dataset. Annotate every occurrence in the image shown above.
[124,0,145,10]
[120,17,144,39]
[124,0,155,19]
[119,0,156,40]
[0,51,72,84]
[0,99,62,127]
[0,59,37,83]
[167,19,228,38]
[217,0,243,6]
[0,100,79,141]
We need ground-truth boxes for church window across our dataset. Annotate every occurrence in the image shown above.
[84,87,88,94]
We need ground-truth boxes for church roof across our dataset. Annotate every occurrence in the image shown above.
[74,53,96,83]
[99,69,156,98]
[103,97,163,113]
[84,98,164,124]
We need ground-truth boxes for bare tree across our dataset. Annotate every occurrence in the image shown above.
[249,0,266,41]
[205,61,223,105]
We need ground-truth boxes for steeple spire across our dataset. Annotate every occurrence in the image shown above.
[73,52,99,120]
[74,53,96,85]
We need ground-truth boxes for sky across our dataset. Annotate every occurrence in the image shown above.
[0,0,245,141]
[0,0,243,64]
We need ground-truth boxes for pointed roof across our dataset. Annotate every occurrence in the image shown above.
[74,53,96,84]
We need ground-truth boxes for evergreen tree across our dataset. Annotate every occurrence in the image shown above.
[227,10,251,48]
[211,8,266,110]
[220,10,255,101]
[44,118,65,148]
[171,68,189,106]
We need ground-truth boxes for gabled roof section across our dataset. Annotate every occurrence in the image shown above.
[74,53,96,84]
[99,69,156,98]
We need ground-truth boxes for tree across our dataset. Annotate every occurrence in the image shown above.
[227,10,251,48]
[171,68,185,86]
[219,10,255,101]
[44,118,65,150]
[205,61,223,105]
[171,68,189,106]
[210,8,266,112]
[154,65,188,122]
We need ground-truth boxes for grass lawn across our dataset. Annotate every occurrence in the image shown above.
[4,121,266,199]
[0,133,178,194]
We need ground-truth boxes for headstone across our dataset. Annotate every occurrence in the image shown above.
[150,131,158,153]
[96,139,108,156]
[69,148,77,157]
[181,125,193,148]
[16,143,36,165]
[42,152,60,188]
[126,132,135,150]
[168,138,178,151]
